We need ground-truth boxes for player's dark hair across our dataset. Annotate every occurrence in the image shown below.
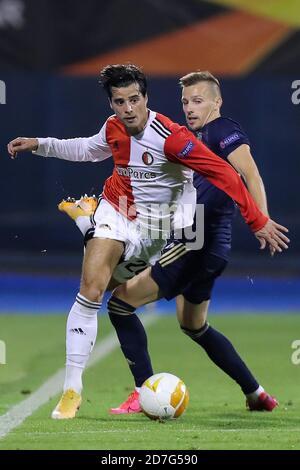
[179,71,221,97]
[99,64,147,99]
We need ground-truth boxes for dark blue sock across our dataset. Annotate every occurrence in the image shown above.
[181,323,259,394]
[108,296,153,387]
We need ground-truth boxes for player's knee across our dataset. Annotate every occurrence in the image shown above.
[80,280,106,303]
[179,314,207,331]
[111,283,137,307]
[112,271,157,308]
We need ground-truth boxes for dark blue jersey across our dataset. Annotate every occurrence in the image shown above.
[193,117,250,260]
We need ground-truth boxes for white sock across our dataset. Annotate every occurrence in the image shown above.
[64,293,101,394]
[75,216,93,236]
[246,385,265,401]
[64,365,83,395]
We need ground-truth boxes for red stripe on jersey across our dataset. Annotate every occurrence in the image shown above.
[164,125,267,232]
[102,116,136,219]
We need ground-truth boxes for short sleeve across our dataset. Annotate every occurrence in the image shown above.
[216,119,250,159]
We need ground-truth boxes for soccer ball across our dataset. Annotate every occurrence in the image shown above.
[139,372,189,420]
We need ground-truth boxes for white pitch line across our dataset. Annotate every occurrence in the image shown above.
[9,428,300,437]
[0,313,158,440]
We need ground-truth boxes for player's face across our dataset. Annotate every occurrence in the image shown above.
[110,83,148,135]
[182,82,220,130]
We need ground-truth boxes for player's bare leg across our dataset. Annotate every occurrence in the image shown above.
[176,297,278,412]
[80,238,124,301]
[176,296,209,329]
[114,267,161,307]
[52,237,124,419]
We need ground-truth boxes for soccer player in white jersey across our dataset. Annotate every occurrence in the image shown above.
[8,64,289,419]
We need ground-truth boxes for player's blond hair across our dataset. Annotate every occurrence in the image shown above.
[179,71,221,97]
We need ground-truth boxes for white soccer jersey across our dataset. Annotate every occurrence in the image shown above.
[36,110,195,236]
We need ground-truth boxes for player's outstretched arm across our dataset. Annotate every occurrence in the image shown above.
[165,126,290,253]
[227,145,290,255]
[227,144,273,254]
[7,137,38,159]
[227,144,269,216]
[8,126,111,163]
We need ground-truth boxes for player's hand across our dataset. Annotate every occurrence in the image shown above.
[255,219,290,253]
[7,137,39,159]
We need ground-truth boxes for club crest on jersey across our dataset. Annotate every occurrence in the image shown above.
[220,132,240,149]
[142,151,154,165]
[177,140,194,158]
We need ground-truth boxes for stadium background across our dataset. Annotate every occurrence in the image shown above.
[0,0,300,451]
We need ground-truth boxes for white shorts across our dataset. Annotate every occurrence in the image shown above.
[93,198,166,283]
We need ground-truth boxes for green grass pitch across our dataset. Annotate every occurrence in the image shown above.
[0,313,299,450]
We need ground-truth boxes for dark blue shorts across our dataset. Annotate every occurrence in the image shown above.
[151,241,227,304]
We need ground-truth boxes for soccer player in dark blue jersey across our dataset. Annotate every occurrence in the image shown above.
[107,72,281,413]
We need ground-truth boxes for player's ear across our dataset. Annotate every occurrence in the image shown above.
[145,93,148,106]
[109,99,113,110]
[216,96,222,110]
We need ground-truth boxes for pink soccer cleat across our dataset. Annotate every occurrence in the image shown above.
[247,392,279,411]
[109,390,142,414]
